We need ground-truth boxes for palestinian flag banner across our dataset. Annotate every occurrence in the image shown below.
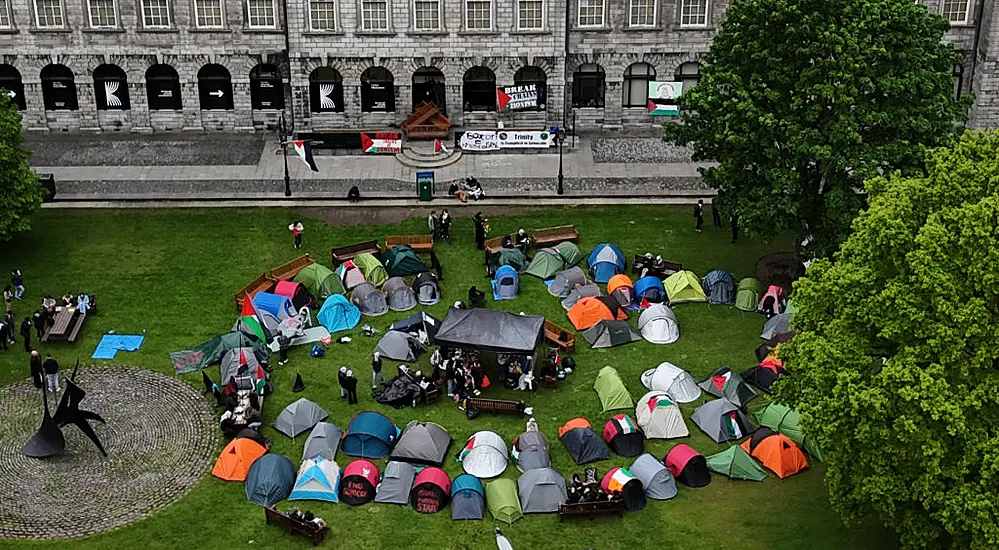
[457,435,476,463]
[360,132,402,154]
[293,140,319,171]
[723,411,743,439]
[496,84,539,111]
[647,81,682,116]
[712,371,732,393]
[240,293,269,343]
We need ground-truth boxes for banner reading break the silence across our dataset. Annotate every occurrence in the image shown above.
[496,84,544,111]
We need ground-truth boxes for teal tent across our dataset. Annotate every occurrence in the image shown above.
[383,245,429,277]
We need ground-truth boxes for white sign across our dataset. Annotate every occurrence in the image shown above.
[496,131,554,149]
[459,131,500,151]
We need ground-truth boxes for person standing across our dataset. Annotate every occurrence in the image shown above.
[430,249,443,281]
[473,212,487,250]
[730,213,739,244]
[344,369,358,405]
[371,352,384,390]
[288,221,304,250]
[29,350,43,389]
[2,286,11,315]
[0,316,8,351]
[277,333,291,365]
[694,200,704,233]
[338,366,348,399]
[20,316,31,353]
[3,312,13,346]
[32,310,45,340]
[711,202,722,228]
[428,211,438,240]
[11,269,24,300]
[43,353,59,394]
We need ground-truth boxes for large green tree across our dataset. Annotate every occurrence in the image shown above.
[665,0,971,255]
[0,93,43,240]
[776,131,999,549]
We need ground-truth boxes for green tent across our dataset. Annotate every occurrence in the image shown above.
[523,249,567,279]
[495,248,527,271]
[555,241,583,267]
[294,263,345,299]
[705,446,767,481]
[754,403,823,460]
[353,252,389,287]
[735,277,763,312]
[594,366,634,412]
[485,479,523,524]
[382,245,429,277]
[169,331,267,374]
[663,271,708,304]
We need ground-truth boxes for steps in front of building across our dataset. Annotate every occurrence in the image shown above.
[395,141,462,168]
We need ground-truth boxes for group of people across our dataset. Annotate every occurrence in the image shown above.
[428,209,452,242]
[448,177,484,203]
[693,200,739,243]
[432,347,486,401]
[338,366,360,404]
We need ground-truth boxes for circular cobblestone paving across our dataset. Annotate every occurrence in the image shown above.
[0,366,218,539]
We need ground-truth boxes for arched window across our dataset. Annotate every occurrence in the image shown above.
[0,64,26,111]
[146,64,182,110]
[309,67,344,113]
[93,64,130,110]
[511,66,546,111]
[361,66,394,112]
[571,63,604,108]
[675,62,701,94]
[463,66,496,112]
[40,64,78,111]
[249,63,284,110]
[622,62,655,108]
[197,64,233,110]
[412,67,446,113]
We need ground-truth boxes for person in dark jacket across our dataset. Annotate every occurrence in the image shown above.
[694,200,704,232]
[20,317,31,353]
[711,202,722,228]
[343,369,359,405]
[729,214,739,243]
[43,353,59,394]
[430,249,443,281]
[277,333,291,365]
[11,269,24,300]
[32,310,45,340]
[0,317,8,351]
[338,366,348,399]
[29,350,43,388]
[371,352,384,389]
[473,212,487,250]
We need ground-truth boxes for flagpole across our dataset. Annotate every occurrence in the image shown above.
[280,114,292,197]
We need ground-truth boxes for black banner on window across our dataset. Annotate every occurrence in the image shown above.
[309,80,344,113]
[94,77,131,110]
[250,71,284,110]
[147,77,182,110]
[362,81,394,112]
[0,81,25,111]
[198,77,233,110]
[42,78,78,111]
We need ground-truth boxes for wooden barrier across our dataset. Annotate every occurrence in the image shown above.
[331,240,380,266]
[386,235,434,253]
[271,254,314,281]
[530,225,579,247]
[544,319,575,353]
[557,499,626,521]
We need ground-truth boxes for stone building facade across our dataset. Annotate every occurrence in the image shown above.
[0,0,994,133]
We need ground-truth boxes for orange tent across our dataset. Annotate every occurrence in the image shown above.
[212,438,267,481]
[607,275,635,307]
[567,296,628,330]
[558,417,592,438]
[740,428,807,479]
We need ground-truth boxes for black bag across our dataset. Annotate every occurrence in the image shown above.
[465,404,480,420]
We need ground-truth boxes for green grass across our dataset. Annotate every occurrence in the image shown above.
[0,206,895,550]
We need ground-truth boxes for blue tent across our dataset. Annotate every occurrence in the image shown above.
[289,456,340,503]
[253,292,297,319]
[492,265,519,300]
[635,276,667,304]
[317,294,361,333]
[587,244,626,283]
[245,454,296,507]
[701,269,736,305]
[451,474,485,520]
[342,411,399,459]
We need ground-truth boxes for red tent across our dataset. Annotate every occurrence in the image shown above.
[602,415,645,457]
[410,466,451,514]
[665,444,711,488]
[273,280,313,310]
[339,459,379,506]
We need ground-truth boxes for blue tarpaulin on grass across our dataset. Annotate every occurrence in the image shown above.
[92,335,145,360]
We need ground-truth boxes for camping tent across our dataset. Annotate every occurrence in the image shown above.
[245,454,295,506]
[485,479,524,524]
[303,421,342,461]
[607,274,635,308]
[413,271,442,305]
[761,313,793,340]
[548,267,590,298]
[601,467,646,512]
[518,467,567,514]
[410,467,451,514]
[274,398,329,438]
[435,308,544,354]
[374,461,416,506]
[561,283,602,311]
[295,263,345,300]
[637,303,679,344]
[353,253,389,287]
[594,366,634,412]
[588,244,626,283]
[640,362,701,403]
[383,245,429,277]
[342,411,399,458]
[634,276,666,305]
[523,248,567,279]
[317,294,361,333]
[383,277,417,311]
[374,330,424,362]
[758,284,788,317]
[582,320,642,349]
[742,354,789,393]
[450,474,485,520]
[389,421,451,466]
[603,414,645,457]
[219,347,265,389]
[663,271,708,304]
[212,437,267,481]
[630,453,677,500]
[253,292,297,319]
[493,265,520,300]
[755,331,795,363]
[635,391,689,439]
[735,277,764,312]
[753,403,822,460]
[698,367,758,409]
[272,280,314,310]
[351,282,389,316]
[665,444,711,487]
[705,446,767,481]
[741,428,808,478]
[337,261,366,290]
[171,331,267,375]
[388,311,440,344]
[512,430,550,472]
[339,459,380,506]
[567,296,627,331]
[559,418,610,465]
[691,399,756,443]
[554,241,583,267]
[494,248,528,271]
[458,431,508,478]
[701,270,735,305]
[289,456,341,502]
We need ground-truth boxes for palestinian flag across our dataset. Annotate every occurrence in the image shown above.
[712,371,732,392]
[613,414,639,434]
[293,140,319,171]
[648,395,674,411]
[433,138,448,154]
[457,436,476,463]
[255,364,267,394]
[723,411,743,439]
[240,293,269,343]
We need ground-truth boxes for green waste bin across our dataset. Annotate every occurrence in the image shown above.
[417,171,434,201]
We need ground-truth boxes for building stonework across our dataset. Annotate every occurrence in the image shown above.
[0,0,995,133]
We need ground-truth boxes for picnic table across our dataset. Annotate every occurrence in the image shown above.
[544,319,575,353]
[42,307,87,343]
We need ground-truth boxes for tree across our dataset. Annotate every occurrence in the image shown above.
[664,0,971,255]
[0,93,43,241]
[776,131,999,549]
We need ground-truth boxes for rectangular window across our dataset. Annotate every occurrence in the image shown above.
[629,0,654,27]
[141,0,171,27]
[517,0,542,30]
[34,0,63,26]
[679,0,707,27]
[0,0,12,27]
[309,0,335,30]
[361,0,388,30]
[413,0,439,30]
[246,0,276,27]
[194,0,224,27]
[941,0,970,24]
[88,0,117,26]
[577,0,603,27]
[465,0,491,30]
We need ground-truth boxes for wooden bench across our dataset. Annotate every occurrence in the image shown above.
[467,398,526,415]
[386,235,434,253]
[42,308,75,342]
[271,254,314,281]
[235,273,275,310]
[264,507,328,546]
[544,319,576,353]
[632,255,683,278]
[331,240,380,266]
[484,236,505,256]
[558,499,626,522]
[530,225,579,247]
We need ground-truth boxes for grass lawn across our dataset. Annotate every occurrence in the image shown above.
[0,206,895,550]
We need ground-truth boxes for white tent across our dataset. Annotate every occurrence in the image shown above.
[289,456,340,503]
[637,303,680,344]
[635,391,689,439]
[458,431,508,478]
[640,362,701,403]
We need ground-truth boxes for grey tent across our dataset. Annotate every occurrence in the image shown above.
[219,347,267,392]
[302,421,343,462]
[351,282,389,316]
[388,421,452,466]
[374,331,424,362]
[518,467,568,513]
[384,277,418,311]
[374,461,416,505]
[548,267,590,298]
[245,454,295,506]
[233,309,283,343]
[582,320,643,349]
[698,367,758,409]
[274,398,329,438]
[761,313,793,340]
[513,431,550,472]
[691,399,756,443]
[434,308,544,354]
[702,270,736,305]
[561,283,602,311]
[638,303,680,344]
[413,272,442,306]
[630,453,678,500]
[173,331,268,374]
[389,311,440,344]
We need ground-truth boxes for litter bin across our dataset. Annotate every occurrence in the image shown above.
[37,172,55,202]
[417,171,434,201]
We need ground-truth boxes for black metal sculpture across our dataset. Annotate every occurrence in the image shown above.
[20,382,66,458]
[22,360,108,458]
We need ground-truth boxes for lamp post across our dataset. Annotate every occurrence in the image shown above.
[280,114,292,197]
[552,126,565,196]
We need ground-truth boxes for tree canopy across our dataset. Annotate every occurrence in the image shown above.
[776,131,999,549]
[0,94,43,240]
[665,0,971,255]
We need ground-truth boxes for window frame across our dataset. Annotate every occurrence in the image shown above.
[87,0,118,28]
[462,66,497,112]
[34,0,65,28]
[571,64,605,108]
[360,0,389,31]
[308,0,336,30]
[245,0,277,28]
[193,0,225,28]
[412,0,440,31]
[516,0,543,31]
[140,0,172,28]
[0,0,14,28]
[941,0,972,25]
[576,0,604,27]
[674,61,701,94]
[622,62,656,108]
[628,0,655,28]
[678,0,708,28]
[464,0,492,31]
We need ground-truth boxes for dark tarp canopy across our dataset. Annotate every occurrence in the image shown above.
[434,308,544,354]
